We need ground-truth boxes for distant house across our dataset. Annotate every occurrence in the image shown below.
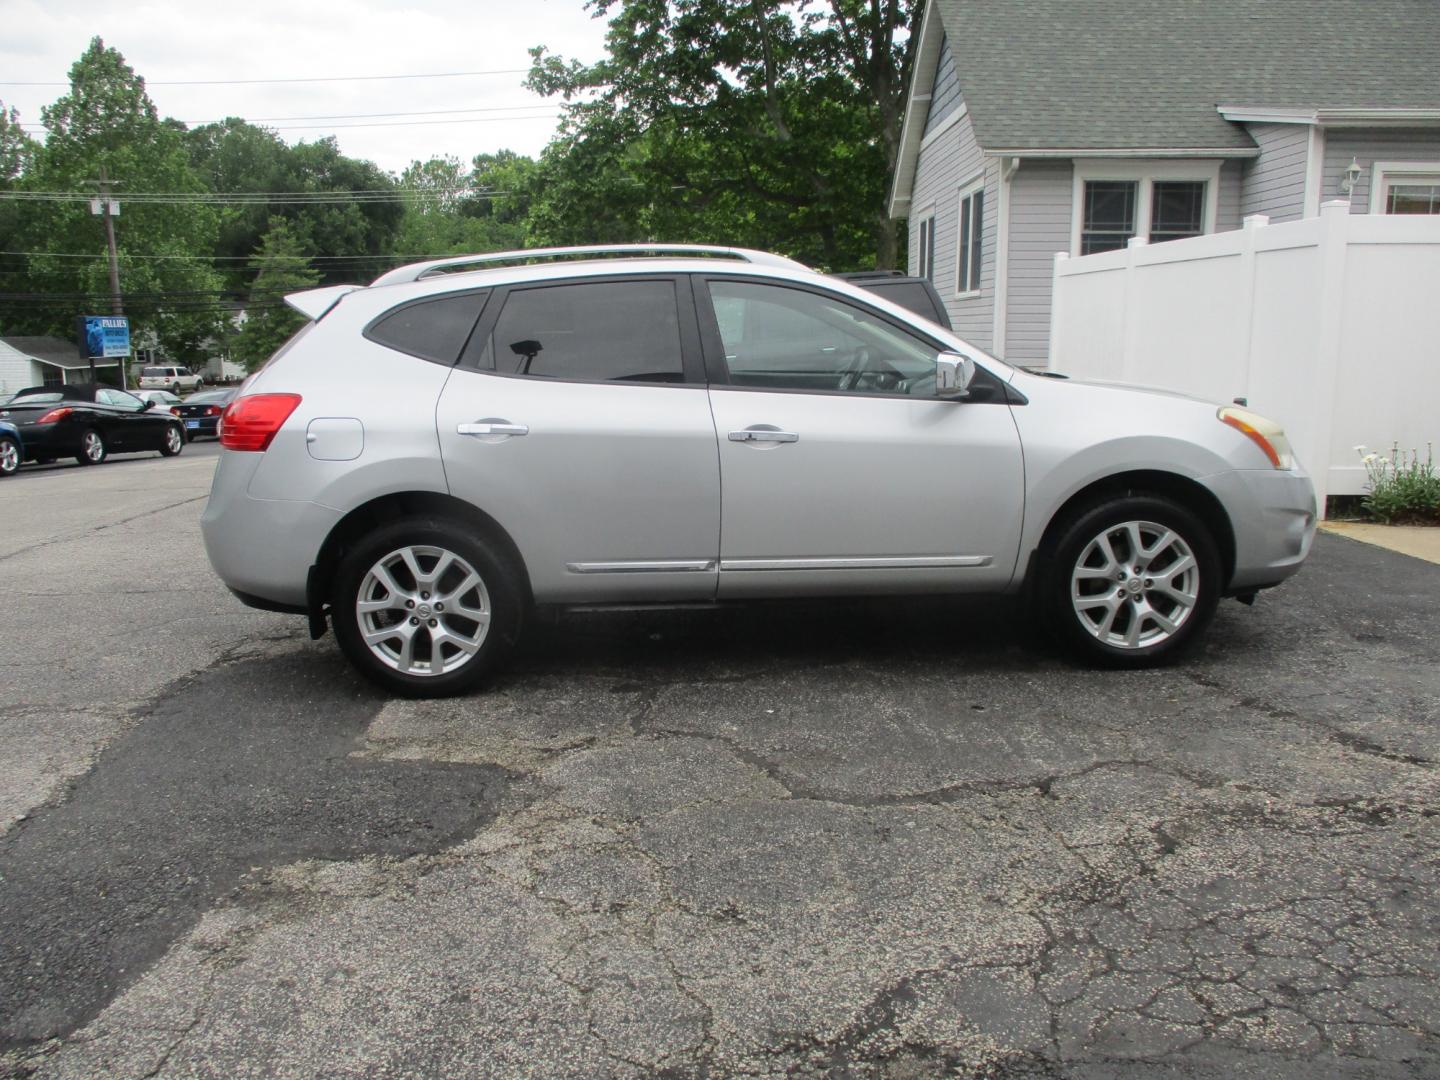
[0,336,125,395]
[888,0,1440,363]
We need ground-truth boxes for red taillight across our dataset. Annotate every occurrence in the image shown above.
[170,407,182,417]
[206,405,222,416]
[219,393,302,452]
[37,407,73,424]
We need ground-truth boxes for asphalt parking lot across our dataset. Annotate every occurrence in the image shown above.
[1,445,1436,1078]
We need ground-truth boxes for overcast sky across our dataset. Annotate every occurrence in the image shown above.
[1,0,612,177]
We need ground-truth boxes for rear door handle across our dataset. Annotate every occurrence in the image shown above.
[457,421,528,437]
[728,428,799,443]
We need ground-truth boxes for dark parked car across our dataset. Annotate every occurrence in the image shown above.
[173,387,238,440]
[0,383,185,466]
[833,271,952,329]
[0,419,20,477]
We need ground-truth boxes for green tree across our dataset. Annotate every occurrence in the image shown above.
[0,102,37,185]
[527,0,919,269]
[393,151,539,257]
[2,39,225,359]
[187,121,404,287]
[233,218,320,370]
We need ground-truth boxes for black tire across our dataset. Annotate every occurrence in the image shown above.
[170,382,181,396]
[159,423,184,457]
[1040,494,1220,667]
[0,436,18,477]
[331,516,526,697]
[75,429,107,466]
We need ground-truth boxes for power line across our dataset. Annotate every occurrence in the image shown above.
[17,112,559,134]
[182,104,557,124]
[0,189,517,205]
[0,68,531,88]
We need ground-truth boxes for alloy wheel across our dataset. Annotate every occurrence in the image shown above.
[0,439,17,475]
[1070,519,1200,650]
[355,545,491,676]
[164,426,183,454]
[83,432,104,463]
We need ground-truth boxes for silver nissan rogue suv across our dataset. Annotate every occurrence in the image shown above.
[202,244,1315,696]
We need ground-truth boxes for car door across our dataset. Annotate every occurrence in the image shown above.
[98,388,153,450]
[697,276,1025,598]
[434,274,722,604]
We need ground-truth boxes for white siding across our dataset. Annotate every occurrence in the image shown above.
[1323,129,1440,211]
[1004,161,1072,363]
[910,109,996,351]
[1217,160,1244,231]
[923,36,963,136]
[0,341,41,396]
[1240,123,1311,221]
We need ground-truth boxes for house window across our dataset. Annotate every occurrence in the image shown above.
[1371,162,1440,214]
[1073,161,1220,256]
[916,214,935,280]
[956,181,984,295]
[1149,181,1207,242]
[1081,181,1137,254]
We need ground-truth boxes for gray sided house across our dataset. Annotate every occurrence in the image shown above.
[889,0,1440,363]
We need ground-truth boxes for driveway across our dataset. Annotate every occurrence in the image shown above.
[1,447,1436,1078]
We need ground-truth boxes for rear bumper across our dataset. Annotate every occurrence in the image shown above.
[16,424,75,459]
[201,450,341,608]
[1202,468,1317,592]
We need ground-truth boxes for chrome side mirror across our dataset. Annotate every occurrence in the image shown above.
[936,351,976,399]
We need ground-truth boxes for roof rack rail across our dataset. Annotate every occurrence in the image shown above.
[370,244,810,287]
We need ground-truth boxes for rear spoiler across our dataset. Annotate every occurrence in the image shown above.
[284,285,362,321]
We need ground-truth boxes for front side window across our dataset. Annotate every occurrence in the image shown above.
[708,280,940,396]
[485,280,685,383]
[956,183,984,294]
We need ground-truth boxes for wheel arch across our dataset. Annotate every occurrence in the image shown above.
[1023,470,1236,594]
[306,491,532,638]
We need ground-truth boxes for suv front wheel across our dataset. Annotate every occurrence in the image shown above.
[331,517,525,697]
[1041,494,1220,667]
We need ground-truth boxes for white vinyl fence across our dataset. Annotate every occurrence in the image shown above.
[1048,201,1440,511]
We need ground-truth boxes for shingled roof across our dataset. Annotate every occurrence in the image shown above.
[0,335,92,369]
[932,0,1440,152]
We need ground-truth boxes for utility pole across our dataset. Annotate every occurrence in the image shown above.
[89,165,126,387]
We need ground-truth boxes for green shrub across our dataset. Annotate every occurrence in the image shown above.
[1354,443,1440,524]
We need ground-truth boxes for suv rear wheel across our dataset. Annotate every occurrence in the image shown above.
[331,516,525,697]
[1041,494,1220,667]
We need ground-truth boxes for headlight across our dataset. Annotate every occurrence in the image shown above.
[1217,406,1295,470]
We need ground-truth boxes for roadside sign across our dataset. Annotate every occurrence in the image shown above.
[78,315,130,359]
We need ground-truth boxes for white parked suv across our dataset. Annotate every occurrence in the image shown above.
[201,244,1316,696]
[139,365,203,395]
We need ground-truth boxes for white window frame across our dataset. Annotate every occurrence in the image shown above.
[915,208,936,280]
[1070,159,1222,255]
[954,174,985,299]
[1369,160,1440,213]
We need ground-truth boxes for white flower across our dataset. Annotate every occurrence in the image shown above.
[1353,444,1367,452]
[1364,453,1378,463]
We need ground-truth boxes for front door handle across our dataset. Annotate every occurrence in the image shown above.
[728,427,799,443]
[457,421,528,437]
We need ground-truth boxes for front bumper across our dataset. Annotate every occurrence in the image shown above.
[200,450,341,609]
[1202,468,1317,592]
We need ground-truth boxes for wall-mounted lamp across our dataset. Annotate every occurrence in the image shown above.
[1340,157,1363,195]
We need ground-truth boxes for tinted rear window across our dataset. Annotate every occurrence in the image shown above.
[861,282,944,324]
[11,390,64,404]
[142,367,174,376]
[366,290,490,365]
[187,390,233,404]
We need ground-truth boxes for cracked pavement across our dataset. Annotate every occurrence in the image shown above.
[1,446,1436,1077]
